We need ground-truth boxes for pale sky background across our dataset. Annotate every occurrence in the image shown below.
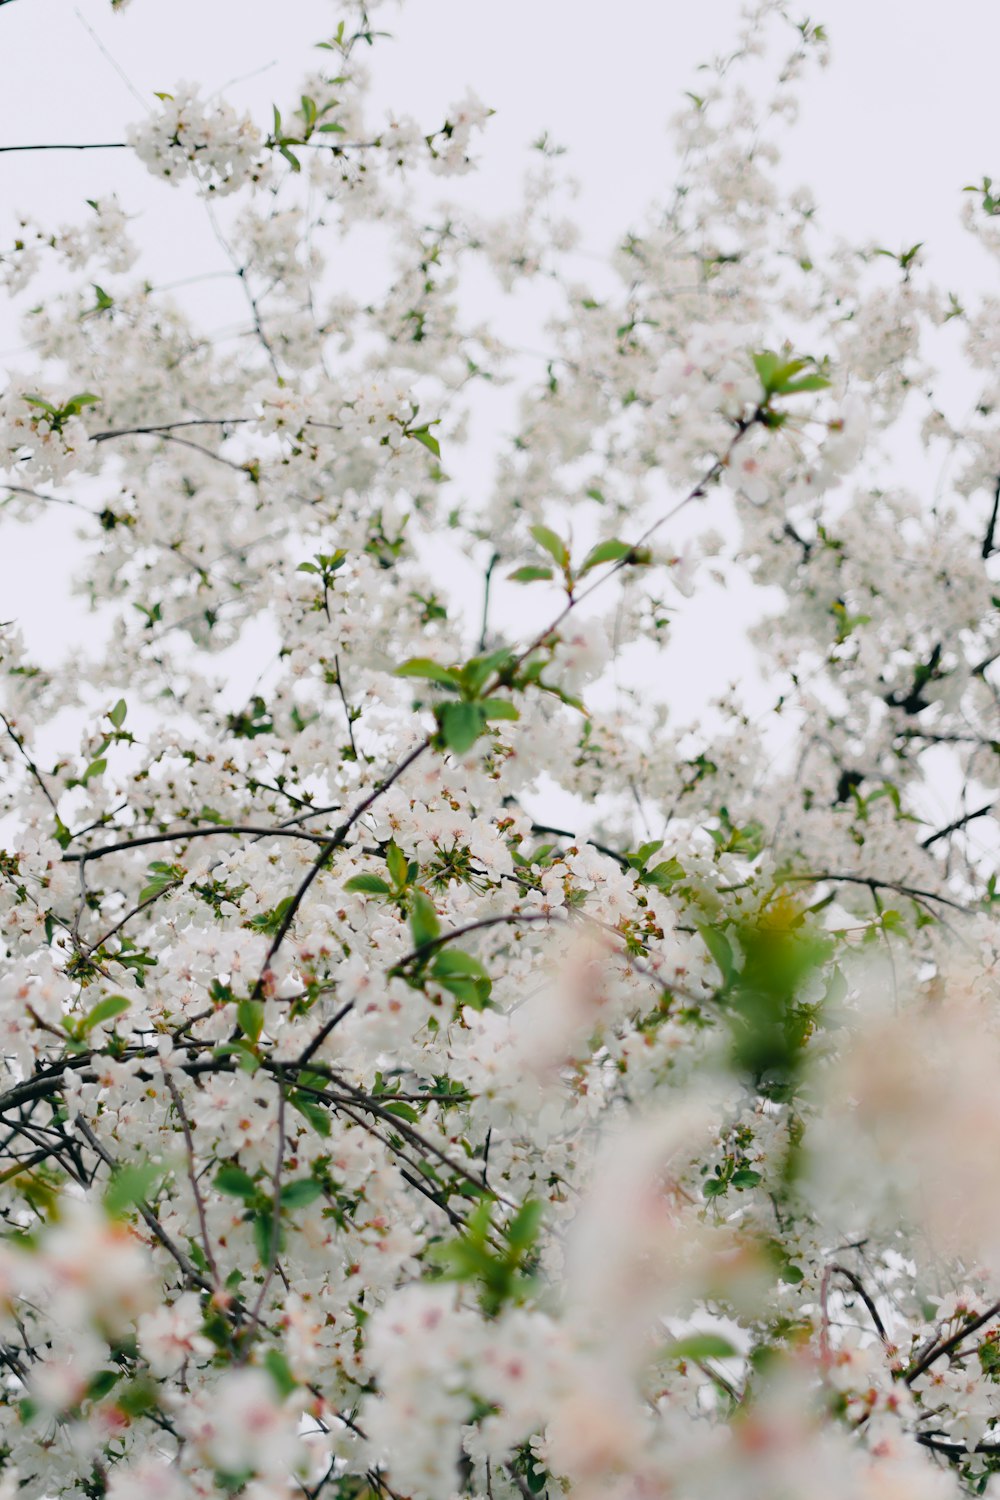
[1,0,998,835]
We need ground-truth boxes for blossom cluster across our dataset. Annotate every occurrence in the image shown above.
[0,2,998,1499]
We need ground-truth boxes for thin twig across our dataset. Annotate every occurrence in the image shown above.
[163,1069,220,1287]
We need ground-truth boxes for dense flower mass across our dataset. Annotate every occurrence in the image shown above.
[0,2,999,1498]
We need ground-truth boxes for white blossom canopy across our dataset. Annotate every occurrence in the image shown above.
[0,4,998,1500]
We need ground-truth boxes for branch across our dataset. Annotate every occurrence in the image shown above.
[904,1298,1000,1385]
[295,1000,356,1068]
[920,802,995,850]
[74,1117,215,1294]
[0,139,379,157]
[783,871,976,915]
[1,712,59,815]
[393,910,560,971]
[829,1263,889,1345]
[525,817,631,870]
[478,551,499,652]
[983,475,1000,559]
[250,738,430,997]
[162,1069,221,1288]
[0,141,130,153]
[90,417,253,444]
[249,1084,287,1325]
[63,824,330,863]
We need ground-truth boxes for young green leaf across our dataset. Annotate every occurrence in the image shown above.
[480,698,519,722]
[579,538,633,573]
[215,1164,257,1200]
[437,701,485,754]
[344,873,392,895]
[236,997,264,1044]
[409,889,441,949]
[396,658,459,687]
[104,1160,162,1218]
[80,994,130,1033]
[508,565,554,584]
[279,1178,324,1209]
[528,524,569,568]
[386,842,409,889]
[670,1332,738,1362]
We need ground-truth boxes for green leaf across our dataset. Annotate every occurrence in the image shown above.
[752,350,785,393]
[529,524,569,568]
[630,839,663,867]
[508,565,554,584]
[288,1093,331,1137]
[81,757,107,784]
[437,701,485,754]
[80,994,130,1033]
[263,1348,298,1398]
[432,949,488,980]
[436,974,492,1009]
[458,647,512,696]
[670,1332,738,1362]
[253,1207,280,1265]
[279,1178,324,1209]
[85,1369,121,1402]
[698,924,735,986]
[408,424,441,457]
[236,997,264,1044]
[139,861,183,902]
[386,842,409,889]
[780,373,830,394]
[344,873,392,895]
[579,538,633,573]
[731,1168,762,1189]
[381,1100,420,1123]
[108,698,127,728]
[642,857,685,891]
[752,350,828,399]
[409,890,441,949]
[105,1160,162,1218]
[507,1199,543,1252]
[396,657,459,687]
[215,1164,257,1200]
[480,698,519,722]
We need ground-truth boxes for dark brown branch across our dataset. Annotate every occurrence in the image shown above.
[829,1263,889,1345]
[393,910,560,971]
[295,1000,356,1068]
[526,817,630,870]
[905,1298,1000,1385]
[74,1117,215,1294]
[920,802,995,850]
[63,824,330,863]
[251,738,429,998]
[90,418,253,444]
[1,712,59,815]
[983,475,1000,559]
[162,1070,220,1287]
[783,871,975,915]
[0,141,130,153]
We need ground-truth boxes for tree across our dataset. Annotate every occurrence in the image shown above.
[0,2,998,1497]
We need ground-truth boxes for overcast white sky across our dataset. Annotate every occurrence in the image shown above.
[2,0,997,270]
[2,0,998,808]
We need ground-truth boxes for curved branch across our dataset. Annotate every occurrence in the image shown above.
[63,824,330,863]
